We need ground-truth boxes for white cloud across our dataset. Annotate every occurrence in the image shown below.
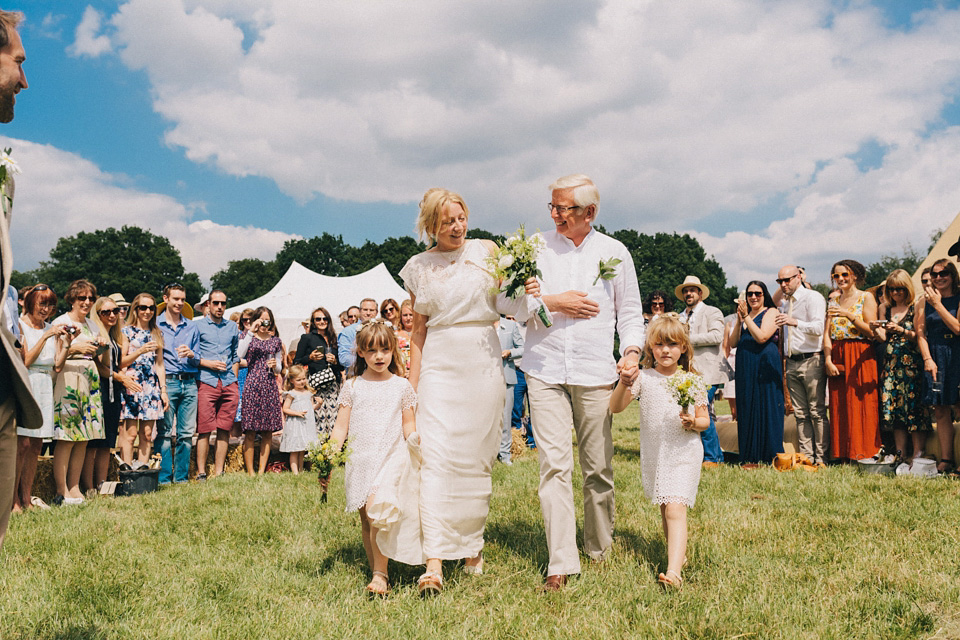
[1,137,299,282]
[67,7,113,58]
[63,0,960,286]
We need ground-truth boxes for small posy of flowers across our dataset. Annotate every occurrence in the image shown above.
[665,366,705,415]
[306,434,351,478]
[486,225,544,299]
[0,147,20,207]
[592,257,621,286]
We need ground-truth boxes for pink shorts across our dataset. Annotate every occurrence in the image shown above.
[196,380,239,434]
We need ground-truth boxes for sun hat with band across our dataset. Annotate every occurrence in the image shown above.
[675,275,710,302]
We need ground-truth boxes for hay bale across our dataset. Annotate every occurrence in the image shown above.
[511,428,532,459]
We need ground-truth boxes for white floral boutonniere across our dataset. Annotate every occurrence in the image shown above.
[0,147,21,208]
[593,257,621,286]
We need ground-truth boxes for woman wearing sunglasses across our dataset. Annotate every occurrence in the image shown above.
[85,296,143,490]
[380,298,400,328]
[823,260,880,462]
[293,307,342,435]
[873,270,929,464]
[118,293,166,467]
[51,279,107,504]
[728,281,784,464]
[916,258,960,474]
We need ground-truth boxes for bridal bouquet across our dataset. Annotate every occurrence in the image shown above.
[486,226,552,327]
[0,147,20,209]
[307,435,351,503]
[665,366,705,415]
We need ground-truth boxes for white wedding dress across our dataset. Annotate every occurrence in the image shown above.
[399,239,506,560]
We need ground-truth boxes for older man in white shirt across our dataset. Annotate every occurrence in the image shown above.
[523,174,645,591]
[775,265,828,464]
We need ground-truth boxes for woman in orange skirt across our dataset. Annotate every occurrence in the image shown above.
[824,259,881,461]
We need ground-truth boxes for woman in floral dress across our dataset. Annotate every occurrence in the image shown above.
[119,293,165,466]
[238,306,284,475]
[52,279,106,505]
[875,271,929,462]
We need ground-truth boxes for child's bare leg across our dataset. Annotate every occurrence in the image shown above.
[289,452,300,474]
[359,506,388,578]
[661,502,688,577]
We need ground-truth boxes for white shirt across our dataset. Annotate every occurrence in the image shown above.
[778,285,825,355]
[522,228,645,386]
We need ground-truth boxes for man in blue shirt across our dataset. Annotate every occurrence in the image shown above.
[194,290,239,479]
[156,283,200,484]
[337,297,378,368]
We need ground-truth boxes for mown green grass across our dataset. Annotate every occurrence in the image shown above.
[2,410,959,640]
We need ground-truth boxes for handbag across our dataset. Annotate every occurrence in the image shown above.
[309,367,337,389]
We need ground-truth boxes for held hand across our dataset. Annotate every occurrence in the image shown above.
[208,360,227,372]
[555,290,600,319]
[325,352,336,364]
[523,277,541,298]
[299,410,308,418]
[77,341,99,357]
[142,340,158,354]
[502,349,511,359]
[616,353,640,386]
[825,361,840,377]
[774,314,796,327]
[266,358,277,370]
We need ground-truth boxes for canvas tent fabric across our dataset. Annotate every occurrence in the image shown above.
[914,210,960,288]
[224,261,408,343]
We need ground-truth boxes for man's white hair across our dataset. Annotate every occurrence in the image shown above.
[549,174,599,213]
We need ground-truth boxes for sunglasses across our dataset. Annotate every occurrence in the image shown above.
[75,295,96,302]
[775,274,798,285]
[313,317,328,323]
[746,291,763,298]
[98,308,121,316]
[136,304,156,312]
[650,301,665,307]
[831,271,852,281]
[31,284,50,292]
[209,300,227,307]
[931,270,950,279]
[888,286,908,294]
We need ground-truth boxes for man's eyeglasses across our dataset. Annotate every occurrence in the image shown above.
[775,273,798,285]
[548,204,581,214]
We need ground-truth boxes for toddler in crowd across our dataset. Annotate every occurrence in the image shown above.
[329,321,416,597]
[280,365,320,474]
[610,315,708,589]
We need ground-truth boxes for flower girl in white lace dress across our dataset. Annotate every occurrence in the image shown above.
[329,322,417,597]
[610,315,708,590]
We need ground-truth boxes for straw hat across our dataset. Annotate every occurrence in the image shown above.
[156,300,194,320]
[675,275,710,301]
[108,293,130,307]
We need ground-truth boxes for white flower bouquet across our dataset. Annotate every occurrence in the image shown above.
[486,226,552,326]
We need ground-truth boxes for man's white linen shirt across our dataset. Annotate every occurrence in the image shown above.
[522,229,645,387]
[778,285,825,355]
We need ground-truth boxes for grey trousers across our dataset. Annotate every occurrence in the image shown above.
[527,375,615,576]
[785,353,829,462]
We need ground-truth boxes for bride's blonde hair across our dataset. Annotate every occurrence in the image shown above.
[415,188,470,248]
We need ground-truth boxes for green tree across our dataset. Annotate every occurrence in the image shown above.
[34,226,202,307]
[9,268,40,292]
[274,233,360,277]
[608,229,739,315]
[209,258,279,306]
[864,243,924,288]
[467,228,506,244]
[353,236,425,286]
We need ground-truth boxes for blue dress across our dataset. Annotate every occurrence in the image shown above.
[923,293,960,405]
[734,310,785,464]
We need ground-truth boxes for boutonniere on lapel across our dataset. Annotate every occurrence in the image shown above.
[592,257,621,286]
[0,147,21,208]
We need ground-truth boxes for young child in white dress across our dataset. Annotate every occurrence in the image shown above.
[330,321,416,597]
[610,315,709,590]
[280,365,320,474]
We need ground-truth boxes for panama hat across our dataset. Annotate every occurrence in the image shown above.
[108,293,130,307]
[675,275,710,301]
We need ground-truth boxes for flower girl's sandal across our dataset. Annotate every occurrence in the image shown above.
[417,571,443,597]
[366,571,390,598]
[658,570,683,590]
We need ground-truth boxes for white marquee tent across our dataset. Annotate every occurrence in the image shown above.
[224,261,408,344]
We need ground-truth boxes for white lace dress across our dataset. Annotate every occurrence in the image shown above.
[399,239,507,560]
[338,375,417,512]
[631,368,708,507]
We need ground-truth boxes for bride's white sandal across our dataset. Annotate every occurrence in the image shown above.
[418,571,443,597]
[463,552,484,575]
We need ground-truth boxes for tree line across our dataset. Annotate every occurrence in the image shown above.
[13,224,928,318]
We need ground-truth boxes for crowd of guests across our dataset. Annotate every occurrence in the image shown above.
[5,277,480,509]
[638,261,957,475]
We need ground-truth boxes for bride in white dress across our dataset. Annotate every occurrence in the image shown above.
[399,188,537,595]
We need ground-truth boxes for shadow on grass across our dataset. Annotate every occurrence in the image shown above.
[613,444,642,461]
[484,518,552,574]
[27,625,106,640]
[616,525,666,575]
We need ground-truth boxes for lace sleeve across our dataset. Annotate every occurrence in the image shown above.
[400,379,418,412]
[693,375,708,408]
[337,379,354,407]
[398,257,419,296]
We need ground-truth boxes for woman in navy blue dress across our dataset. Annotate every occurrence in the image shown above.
[730,281,784,464]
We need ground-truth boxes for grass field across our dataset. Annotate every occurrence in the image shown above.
[2,409,960,640]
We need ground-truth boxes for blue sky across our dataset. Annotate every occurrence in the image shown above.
[5,0,960,287]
